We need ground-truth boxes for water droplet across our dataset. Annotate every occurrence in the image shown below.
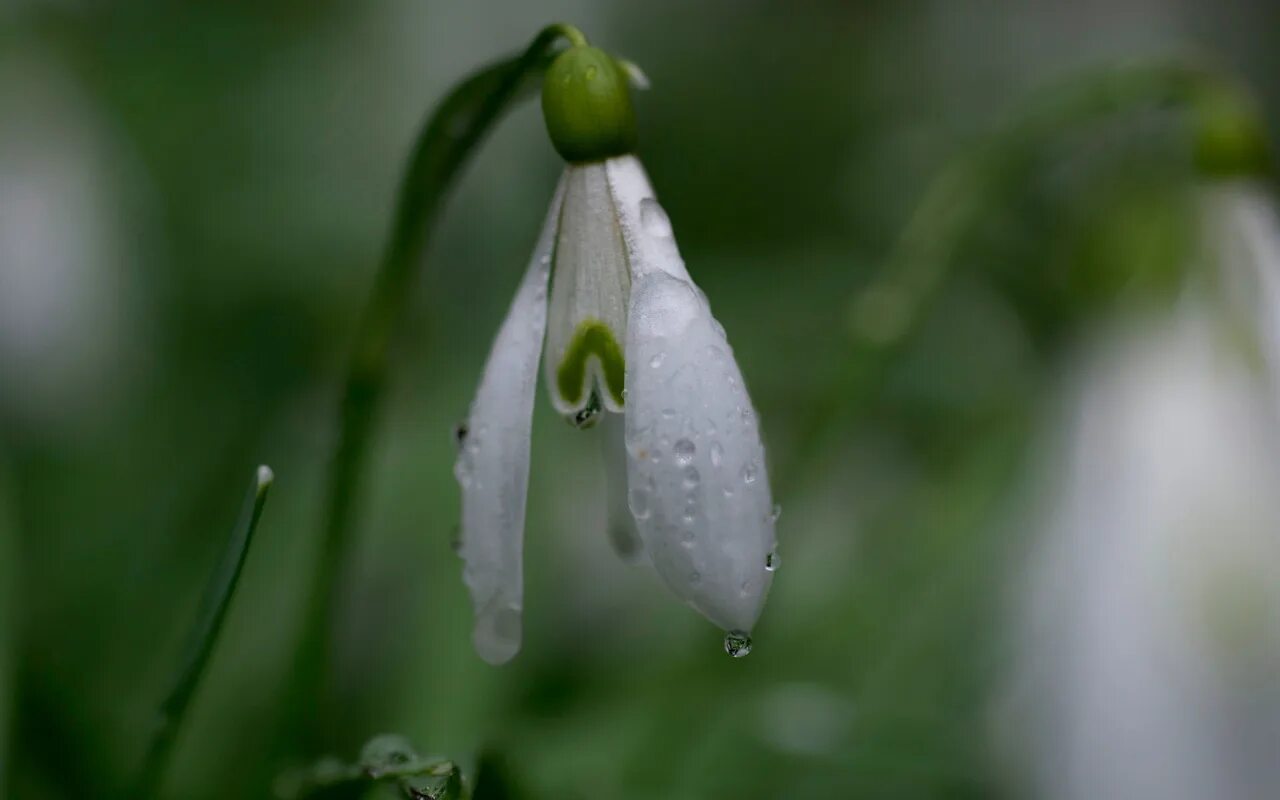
[709,442,724,468]
[649,352,665,369]
[724,630,753,658]
[770,504,782,523]
[765,550,781,571]
[662,408,676,420]
[453,420,469,451]
[628,486,651,521]
[741,462,758,485]
[453,459,472,488]
[682,504,697,525]
[673,439,696,465]
[682,466,701,488]
[569,391,603,429]
[649,449,663,464]
[680,528,695,546]
[723,485,735,498]
[639,198,673,237]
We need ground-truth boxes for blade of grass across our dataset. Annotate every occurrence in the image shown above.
[133,465,274,798]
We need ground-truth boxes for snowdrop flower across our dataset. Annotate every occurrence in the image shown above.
[1006,316,1280,800]
[454,42,777,664]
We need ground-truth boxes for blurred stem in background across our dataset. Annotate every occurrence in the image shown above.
[0,469,14,796]
[282,23,585,761]
[133,467,274,799]
[781,57,1261,498]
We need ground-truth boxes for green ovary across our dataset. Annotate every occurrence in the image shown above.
[556,319,625,408]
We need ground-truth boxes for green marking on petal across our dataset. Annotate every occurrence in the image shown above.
[556,318,625,408]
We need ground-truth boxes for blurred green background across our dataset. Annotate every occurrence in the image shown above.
[1,0,1278,798]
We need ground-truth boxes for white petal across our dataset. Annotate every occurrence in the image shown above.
[606,155,692,283]
[600,413,647,563]
[621,228,776,634]
[543,162,630,415]
[455,176,565,665]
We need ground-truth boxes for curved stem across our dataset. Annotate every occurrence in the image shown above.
[780,58,1237,497]
[282,23,581,762]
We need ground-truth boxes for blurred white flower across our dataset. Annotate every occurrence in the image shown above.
[453,155,777,664]
[1200,179,1280,401]
[0,48,144,432]
[1006,314,1280,800]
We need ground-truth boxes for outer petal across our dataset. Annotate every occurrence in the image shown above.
[610,156,777,634]
[455,175,565,664]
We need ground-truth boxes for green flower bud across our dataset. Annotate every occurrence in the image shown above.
[1193,93,1272,180]
[541,46,637,163]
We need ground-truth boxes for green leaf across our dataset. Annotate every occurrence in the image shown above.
[134,465,275,798]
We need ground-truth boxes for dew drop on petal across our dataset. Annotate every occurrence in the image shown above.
[628,486,652,521]
[709,442,724,468]
[682,466,700,488]
[673,438,696,465]
[453,459,472,489]
[662,408,676,420]
[639,198,673,238]
[649,352,665,369]
[741,462,758,485]
[765,550,781,572]
[724,630,753,658]
[770,504,782,523]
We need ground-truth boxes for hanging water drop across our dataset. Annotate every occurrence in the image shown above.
[569,391,603,429]
[765,550,781,572]
[673,438,696,465]
[724,630,753,658]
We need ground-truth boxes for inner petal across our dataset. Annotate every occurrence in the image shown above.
[544,162,630,419]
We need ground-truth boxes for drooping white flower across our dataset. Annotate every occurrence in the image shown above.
[1006,315,1280,800]
[1199,179,1280,399]
[454,42,776,664]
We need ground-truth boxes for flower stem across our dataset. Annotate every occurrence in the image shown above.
[134,466,274,799]
[281,22,583,762]
[781,58,1245,496]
